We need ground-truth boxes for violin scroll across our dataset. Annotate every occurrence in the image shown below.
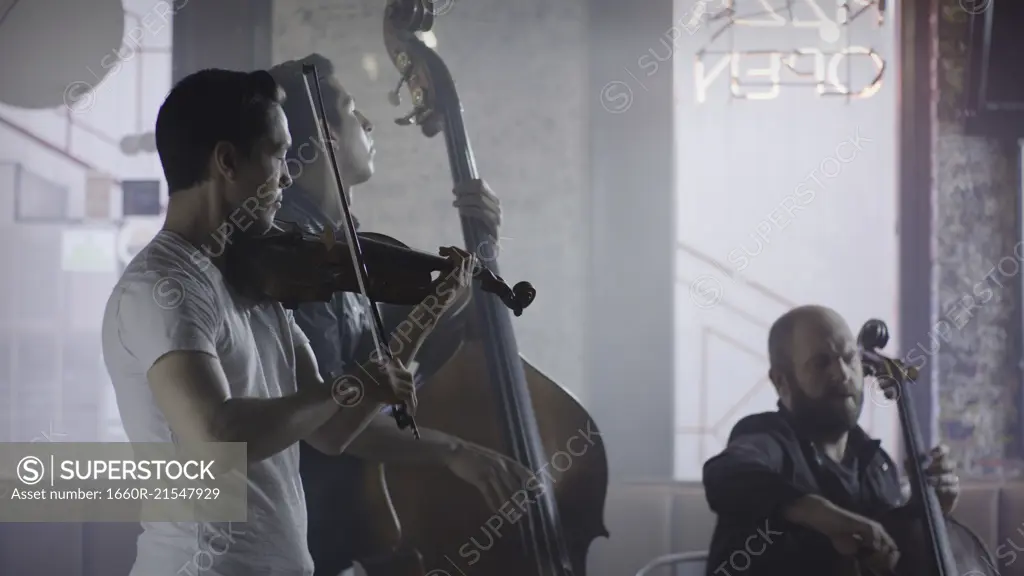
[475,264,535,317]
[511,281,537,315]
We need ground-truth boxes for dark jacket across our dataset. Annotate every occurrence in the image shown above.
[702,405,907,576]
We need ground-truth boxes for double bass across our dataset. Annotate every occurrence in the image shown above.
[852,320,997,576]
[276,1,611,575]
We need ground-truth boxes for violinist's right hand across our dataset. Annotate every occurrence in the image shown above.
[335,356,417,414]
[785,495,899,572]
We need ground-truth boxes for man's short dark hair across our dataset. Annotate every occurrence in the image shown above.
[268,54,342,158]
[155,69,285,194]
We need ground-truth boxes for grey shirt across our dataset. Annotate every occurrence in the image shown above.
[101,230,314,576]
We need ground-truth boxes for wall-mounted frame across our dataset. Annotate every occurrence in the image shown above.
[8,163,71,223]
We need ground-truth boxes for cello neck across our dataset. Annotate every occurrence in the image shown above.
[893,378,958,576]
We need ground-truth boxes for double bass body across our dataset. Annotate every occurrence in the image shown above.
[381,342,609,575]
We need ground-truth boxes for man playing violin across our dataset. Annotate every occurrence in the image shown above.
[267,54,532,576]
[702,305,960,576]
[101,68,475,576]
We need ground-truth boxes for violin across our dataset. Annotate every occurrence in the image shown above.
[226,223,536,315]
[849,320,997,576]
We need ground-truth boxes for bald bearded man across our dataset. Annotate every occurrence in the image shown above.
[702,305,960,576]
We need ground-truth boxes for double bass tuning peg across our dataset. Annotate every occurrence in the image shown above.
[387,81,404,107]
[395,108,423,126]
[387,65,413,107]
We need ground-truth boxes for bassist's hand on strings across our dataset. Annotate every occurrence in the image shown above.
[452,179,501,231]
[442,441,533,511]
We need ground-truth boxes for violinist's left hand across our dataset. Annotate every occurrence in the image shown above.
[452,179,501,232]
[906,444,959,514]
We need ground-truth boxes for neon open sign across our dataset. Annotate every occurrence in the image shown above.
[693,0,887,102]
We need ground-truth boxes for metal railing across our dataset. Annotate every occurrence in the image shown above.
[635,551,708,576]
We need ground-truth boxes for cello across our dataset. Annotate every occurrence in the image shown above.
[852,319,997,576]
[322,1,610,574]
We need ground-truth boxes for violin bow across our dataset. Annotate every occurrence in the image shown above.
[299,63,420,438]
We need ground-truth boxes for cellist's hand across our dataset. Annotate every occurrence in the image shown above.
[907,444,959,515]
[785,495,899,572]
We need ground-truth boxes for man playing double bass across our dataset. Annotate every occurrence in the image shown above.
[703,305,960,576]
[268,54,532,576]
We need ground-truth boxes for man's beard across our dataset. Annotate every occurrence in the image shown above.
[789,381,863,439]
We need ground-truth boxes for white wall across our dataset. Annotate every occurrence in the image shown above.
[0,0,173,443]
[671,0,900,479]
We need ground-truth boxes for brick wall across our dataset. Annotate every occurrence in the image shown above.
[935,0,1023,478]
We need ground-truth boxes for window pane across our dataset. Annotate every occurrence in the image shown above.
[0,332,11,442]
[672,1,900,480]
[15,165,69,222]
[11,332,60,441]
[12,229,60,324]
[61,335,104,441]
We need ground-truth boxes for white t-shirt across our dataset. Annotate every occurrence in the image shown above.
[101,230,314,576]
